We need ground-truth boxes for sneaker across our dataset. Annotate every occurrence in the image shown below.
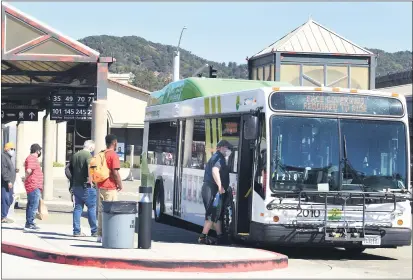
[97,236,102,243]
[198,235,215,245]
[24,225,40,232]
[1,218,14,224]
[91,232,98,237]
[73,232,86,237]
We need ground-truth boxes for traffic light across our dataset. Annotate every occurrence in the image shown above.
[209,65,217,78]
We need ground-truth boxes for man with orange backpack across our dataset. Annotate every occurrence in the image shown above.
[89,134,123,242]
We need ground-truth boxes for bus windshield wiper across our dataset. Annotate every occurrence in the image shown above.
[342,135,369,192]
[272,136,295,181]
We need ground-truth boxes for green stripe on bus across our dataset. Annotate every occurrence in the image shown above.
[204,97,212,161]
[211,97,218,153]
[217,96,222,141]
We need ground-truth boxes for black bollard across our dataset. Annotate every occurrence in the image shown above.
[138,186,152,249]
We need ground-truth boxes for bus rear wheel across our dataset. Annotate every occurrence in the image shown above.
[153,181,165,222]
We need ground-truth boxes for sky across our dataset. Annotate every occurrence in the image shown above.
[8,2,413,64]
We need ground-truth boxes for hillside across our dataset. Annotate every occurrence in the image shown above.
[79,35,412,92]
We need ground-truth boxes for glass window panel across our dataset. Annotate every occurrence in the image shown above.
[251,68,257,80]
[280,64,300,86]
[148,121,177,166]
[257,67,264,81]
[303,65,324,86]
[326,66,348,88]
[182,119,206,170]
[271,64,275,81]
[264,65,272,81]
[350,66,369,89]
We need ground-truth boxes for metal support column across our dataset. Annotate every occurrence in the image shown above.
[93,62,109,216]
[369,56,377,90]
[92,62,109,153]
[42,110,56,201]
[275,52,281,81]
[15,121,25,176]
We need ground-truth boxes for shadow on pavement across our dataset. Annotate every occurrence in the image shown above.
[148,217,201,244]
[2,226,75,238]
[71,244,102,249]
[39,235,98,243]
[265,246,397,261]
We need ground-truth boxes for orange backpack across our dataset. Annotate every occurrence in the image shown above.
[89,150,110,184]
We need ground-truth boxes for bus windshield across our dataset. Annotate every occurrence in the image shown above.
[270,116,407,192]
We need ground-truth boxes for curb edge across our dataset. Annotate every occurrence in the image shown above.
[2,241,288,272]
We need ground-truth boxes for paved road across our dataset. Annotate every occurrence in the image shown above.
[52,179,142,201]
[3,209,412,278]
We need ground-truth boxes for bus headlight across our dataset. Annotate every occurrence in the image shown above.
[273,216,280,222]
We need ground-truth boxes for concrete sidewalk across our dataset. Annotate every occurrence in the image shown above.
[1,219,288,273]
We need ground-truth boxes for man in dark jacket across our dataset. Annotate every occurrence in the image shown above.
[198,140,232,245]
[1,142,17,223]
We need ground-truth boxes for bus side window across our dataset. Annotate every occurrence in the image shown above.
[182,119,206,170]
[256,117,267,199]
[220,117,241,174]
[148,121,178,166]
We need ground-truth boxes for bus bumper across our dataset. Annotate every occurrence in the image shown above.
[249,222,412,248]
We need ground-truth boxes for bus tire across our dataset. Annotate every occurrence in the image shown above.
[153,180,165,223]
[344,248,365,256]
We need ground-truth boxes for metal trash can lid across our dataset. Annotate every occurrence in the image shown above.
[102,201,138,214]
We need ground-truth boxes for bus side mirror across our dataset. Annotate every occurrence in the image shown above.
[244,115,259,140]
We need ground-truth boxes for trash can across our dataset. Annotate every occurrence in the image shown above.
[102,201,137,249]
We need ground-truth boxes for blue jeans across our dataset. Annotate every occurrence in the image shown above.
[1,186,13,219]
[25,188,41,227]
[73,186,97,235]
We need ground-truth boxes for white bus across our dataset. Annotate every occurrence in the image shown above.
[143,78,411,255]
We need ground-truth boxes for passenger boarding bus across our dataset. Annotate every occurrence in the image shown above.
[143,78,411,255]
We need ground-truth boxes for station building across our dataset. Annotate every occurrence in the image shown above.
[247,19,376,90]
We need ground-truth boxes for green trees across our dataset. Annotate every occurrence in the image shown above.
[79,35,412,92]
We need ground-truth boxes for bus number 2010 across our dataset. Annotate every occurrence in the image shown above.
[297,209,321,218]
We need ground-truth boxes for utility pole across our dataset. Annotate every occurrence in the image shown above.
[173,26,187,82]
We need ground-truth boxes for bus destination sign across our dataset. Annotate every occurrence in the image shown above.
[270,92,404,116]
[50,89,96,121]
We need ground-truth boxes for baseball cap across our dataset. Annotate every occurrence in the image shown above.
[4,142,14,150]
[30,143,42,153]
[217,140,233,149]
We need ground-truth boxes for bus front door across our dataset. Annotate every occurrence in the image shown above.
[235,115,255,235]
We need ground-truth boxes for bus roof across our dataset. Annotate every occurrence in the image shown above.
[149,78,291,106]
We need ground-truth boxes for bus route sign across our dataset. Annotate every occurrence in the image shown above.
[270,92,404,117]
[50,89,96,121]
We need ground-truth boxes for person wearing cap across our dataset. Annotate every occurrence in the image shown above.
[1,142,17,223]
[23,144,44,231]
[198,139,232,245]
